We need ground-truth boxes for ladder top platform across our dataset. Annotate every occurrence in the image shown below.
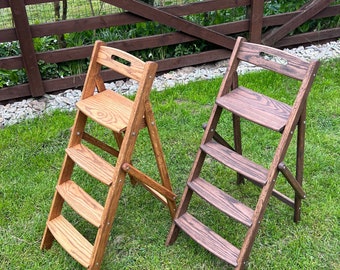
[77,90,142,133]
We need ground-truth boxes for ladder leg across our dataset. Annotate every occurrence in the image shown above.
[237,169,279,268]
[41,155,75,249]
[89,170,127,269]
[166,186,194,245]
[167,104,223,244]
[145,101,177,218]
[294,106,306,222]
[166,149,206,245]
[41,111,87,249]
[231,72,244,185]
[40,192,64,249]
[233,113,245,185]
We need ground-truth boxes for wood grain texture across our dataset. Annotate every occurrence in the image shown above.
[97,46,145,81]
[66,144,114,186]
[201,141,268,185]
[238,42,310,80]
[188,177,253,227]
[57,180,104,227]
[175,212,239,267]
[217,86,291,132]
[76,90,135,133]
[47,216,93,268]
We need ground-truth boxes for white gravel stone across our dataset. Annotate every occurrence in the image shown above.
[1,40,339,128]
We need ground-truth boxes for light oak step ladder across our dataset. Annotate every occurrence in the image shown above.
[41,41,176,269]
[166,37,319,269]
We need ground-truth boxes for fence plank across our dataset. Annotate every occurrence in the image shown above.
[9,0,45,97]
[275,27,340,48]
[247,0,264,43]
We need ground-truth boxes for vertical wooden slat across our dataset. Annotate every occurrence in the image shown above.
[9,0,45,97]
[247,0,264,43]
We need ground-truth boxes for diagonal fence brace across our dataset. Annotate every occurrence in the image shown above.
[103,0,235,50]
[262,0,333,46]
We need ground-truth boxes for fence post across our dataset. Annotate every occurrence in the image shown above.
[247,0,264,43]
[9,0,45,97]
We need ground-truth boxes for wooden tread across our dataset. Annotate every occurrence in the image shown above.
[47,215,93,268]
[201,141,268,186]
[216,86,291,132]
[76,90,136,133]
[57,180,104,227]
[66,144,114,186]
[175,212,239,267]
[188,177,253,227]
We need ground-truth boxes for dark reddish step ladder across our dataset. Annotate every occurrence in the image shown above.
[166,37,319,269]
[41,41,176,269]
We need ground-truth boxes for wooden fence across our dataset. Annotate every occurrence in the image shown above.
[0,0,339,103]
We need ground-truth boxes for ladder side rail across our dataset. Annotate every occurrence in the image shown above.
[294,104,307,222]
[80,41,104,100]
[231,72,245,185]
[95,74,107,93]
[237,60,320,267]
[167,37,245,245]
[203,37,245,147]
[218,37,245,97]
[41,43,104,250]
[144,99,177,217]
[69,41,104,147]
[89,60,159,269]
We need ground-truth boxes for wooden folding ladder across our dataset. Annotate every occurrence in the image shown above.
[166,37,319,269]
[41,41,176,269]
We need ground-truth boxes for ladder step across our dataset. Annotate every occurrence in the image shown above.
[175,212,239,267]
[216,86,291,132]
[47,215,93,268]
[57,180,104,228]
[201,141,268,186]
[76,90,137,133]
[66,144,114,186]
[188,177,253,227]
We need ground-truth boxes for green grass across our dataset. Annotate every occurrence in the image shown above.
[0,58,339,269]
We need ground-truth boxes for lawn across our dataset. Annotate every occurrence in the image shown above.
[0,58,339,269]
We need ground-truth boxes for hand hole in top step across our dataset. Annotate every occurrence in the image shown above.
[111,55,132,66]
[259,51,288,65]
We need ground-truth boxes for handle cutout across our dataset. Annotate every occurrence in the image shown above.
[259,52,288,65]
[111,55,131,66]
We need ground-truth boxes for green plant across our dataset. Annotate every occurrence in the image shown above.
[0,68,27,87]
[0,41,21,57]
